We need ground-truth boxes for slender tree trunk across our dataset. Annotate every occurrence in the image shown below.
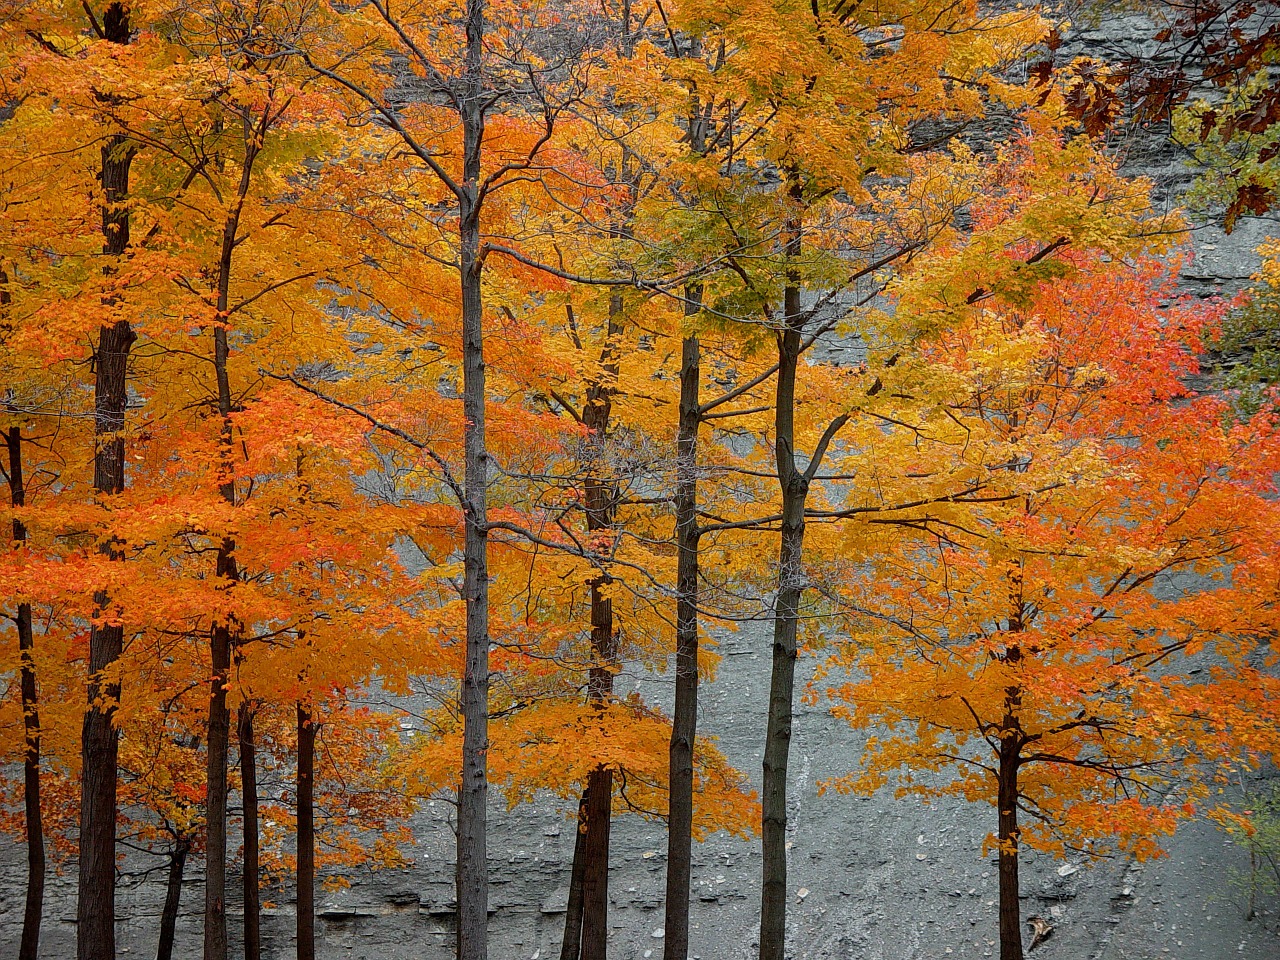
[80,10,136,958]
[759,182,806,960]
[239,702,262,960]
[7,426,44,960]
[457,3,491,956]
[205,118,255,960]
[156,836,190,960]
[203,468,235,960]
[18,587,44,960]
[663,322,701,960]
[567,297,624,960]
[559,789,590,960]
[997,611,1025,960]
[205,613,232,960]
[663,36,708,951]
[297,704,316,960]
[997,738,1023,960]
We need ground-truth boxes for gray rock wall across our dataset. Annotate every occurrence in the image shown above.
[3,620,1278,960]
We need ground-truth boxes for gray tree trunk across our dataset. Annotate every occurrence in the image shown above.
[663,324,701,960]
[560,789,591,960]
[156,837,190,960]
[457,6,491,955]
[759,180,806,960]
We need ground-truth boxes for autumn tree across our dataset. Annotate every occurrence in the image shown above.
[0,359,85,960]
[127,3,342,953]
[231,694,415,911]
[291,3,621,954]
[630,3,1054,956]
[3,8,420,959]
[822,246,1280,960]
[0,4,153,954]
[80,7,138,955]
[0,296,95,960]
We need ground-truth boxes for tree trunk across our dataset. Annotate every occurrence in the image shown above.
[205,116,253,960]
[205,612,232,960]
[759,184,806,960]
[580,767,613,960]
[457,2,491,956]
[997,626,1025,960]
[156,837,190,960]
[79,10,136,958]
[239,702,262,960]
[7,426,44,960]
[297,704,316,960]
[570,297,624,960]
[559,790,590,960]
[663,41,707,951]
[663,323,701,960]
[997,738,1023,960]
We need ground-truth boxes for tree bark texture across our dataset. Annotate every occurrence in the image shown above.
[297,704,316,960]
[239,702,262,960]
[998,626,1025,960]
[561,296,624,960]
[759,189,806,960]
[997,736,1024,960]
[457,1,491,956]
[663,49,706,951]
[205,115,254,960]
[205,610,232,960]
[579,767,613,960]
[559,789,590,960]
[79,9,136,958]
[156,837,190,960]
[7,426,44,960]
[664,324,701,960]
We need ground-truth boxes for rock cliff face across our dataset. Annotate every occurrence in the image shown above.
[2,7,1278,960]
[3,620,1278,959]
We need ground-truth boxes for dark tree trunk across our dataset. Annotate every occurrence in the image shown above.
[559,790,590,960]
[297,704,316,960]
[997,628,1025,960]
[18,586,43,960]
[997,738,1024,960]
[239,702,262,960]
[579,768,613,960]
[759,180,806,960]
[7,426,45,960]
[205,612,232,960]
[457,3,491,956]
[79,10,136,959]
[663,43,707,953]
[663,323,701,960]
[569,297,624,960]
[660,41,711,957]
[156,837,190,960]
[205,113,254,960]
